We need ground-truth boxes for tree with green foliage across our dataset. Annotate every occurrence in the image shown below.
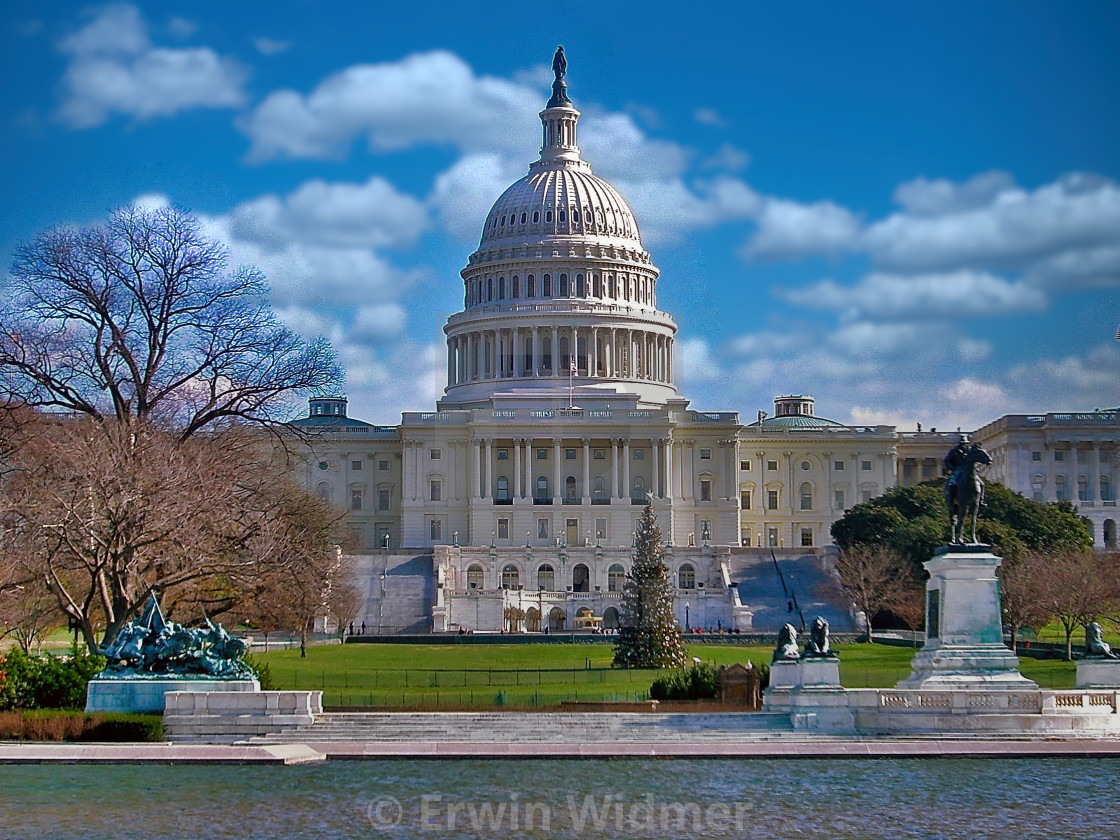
[831,478,1093,576]
[613,503,687,669]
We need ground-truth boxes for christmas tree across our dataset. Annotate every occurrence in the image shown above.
[613,502,688,669]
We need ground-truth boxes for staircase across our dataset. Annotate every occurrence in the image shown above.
[729,550,855,633]
[352,553,435,635]
[249,711,795,744]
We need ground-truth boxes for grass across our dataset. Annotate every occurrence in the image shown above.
[254,641,1078,708]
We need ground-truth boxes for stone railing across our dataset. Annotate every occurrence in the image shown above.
[164,690,323,743]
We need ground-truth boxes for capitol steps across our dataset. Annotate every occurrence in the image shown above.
[353,553,435,634]
[247,711,796,744]
[730,551,856,633]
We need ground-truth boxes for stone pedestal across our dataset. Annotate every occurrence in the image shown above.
[1076,660,1120,689]
[86,678,260,714]
[897,545,1036,690]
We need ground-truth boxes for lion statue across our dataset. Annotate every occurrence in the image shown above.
[803,616,833,657]
[1085,622,1118,659]
[772,623,800,663]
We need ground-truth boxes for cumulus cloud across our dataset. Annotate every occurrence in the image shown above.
[694,107,725,127]
[777,270,1048,321]
[253,37,290,56]
[740,197,862,261]
[701,143,750,172]
[616,176,760,245]
[239,50,541,161]
[1006,344,1120,408]
[55,4,247,128]
[430,153,525,241]
[676,338,725,386]
[228,175,429,250]
[864,172,1120,273]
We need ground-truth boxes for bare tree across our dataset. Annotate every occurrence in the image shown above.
[1040,550,1119,660]
[0,580,63,653]
[997,553,1053,653]
[1,205,341,439]
[1,416,340,654]
[833,545,923,643]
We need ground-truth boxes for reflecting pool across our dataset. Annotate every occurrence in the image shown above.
[3,757,1115,839]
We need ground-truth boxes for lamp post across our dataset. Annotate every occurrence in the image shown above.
[685,601,690,632]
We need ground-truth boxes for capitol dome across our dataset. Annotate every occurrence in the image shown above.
[440,48,678,410]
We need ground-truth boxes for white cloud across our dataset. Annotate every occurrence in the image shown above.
[701,143,750,172]
[1006,344,1120,409]
[253,37,290,56]
[1024,245,1120,291]
[239,50,541,161]
[865,173,1120,273]
[694,107,725,127]
[56,4,247,128]
[350,304,407,344]
[938,378,1009,413]
[167,17,196,40]
[229,175,429,250]
[430,153,525,241]
[676,338,725,386]
[778,270,1048,321]
[741,197,861,261]
[616,176,760,245]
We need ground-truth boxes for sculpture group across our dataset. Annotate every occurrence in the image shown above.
[772,616,835,662]
[99,594,255,680]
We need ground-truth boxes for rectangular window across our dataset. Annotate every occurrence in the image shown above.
[430,519,442,541]
[834,489,846,510]
[861,460,872,471]
[634,449,645,460]
[1031,451,1042,462]
[379,460,390,471]
[497,518,509,540]
[833,460,845,471]
[430,480,442,502]
[595,518,607,541]
[700,448,712,460]
[537,519,549,539]
[800,528,813,547]
[351,460,363,471]
[767,528,778,547]
[767,460,778,471]
[740,460,751,471]
[1055,451,1065,462]
[594,449,605,460]
[351,489,363,511]
[430,448,441,460]
[700,479,712,502]
[497,449,508,460]
[740,490,752,510]
[537,449,548,460]
[861,489,873,503]
[378,489,391,511]
[767,489,779,510]
[565,449,576,460]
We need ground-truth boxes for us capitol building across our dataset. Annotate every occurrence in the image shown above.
[290,54,1118,635]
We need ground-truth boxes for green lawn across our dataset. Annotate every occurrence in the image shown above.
[253,641,1077,708]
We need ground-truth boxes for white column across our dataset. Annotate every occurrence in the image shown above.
[612,439,621,499]
[414,441,423,502]
[664,439,673,501]
[532,327,540,376]
[553,439,562,503]
[1092,442,1101,503]
[472,440,482,499]
[483,439,492,499]
[582,438,591,501]
[623,440,631,501]
[551,326,559,377]
[446,339,454,386]
[525,439,533,498]
[652,438,661,498]
[824,451,833,513]
[591,327,598,377]
[448,439,457,501]
[514,438,522,500]
[402,441,414,501]
[683,442,694,500]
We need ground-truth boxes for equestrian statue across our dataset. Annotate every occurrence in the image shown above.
[943,438,992,544]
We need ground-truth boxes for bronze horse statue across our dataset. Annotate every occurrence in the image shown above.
[944,442,992,544]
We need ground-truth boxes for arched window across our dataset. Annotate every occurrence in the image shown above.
[502,564,520,589]
[678,564,696,589]
[543,274,552,297]
[527,275,535,297]
[496,476,510,502]
[593,476,606,500]
[535,475,550,501]
[537,564,555,591]
[316,481,332,503]
[498,276,506,299]
[631,475,646,501]
[512,276,519,298]
[572,563,590,592]
[467,564,484,589]
[564,475,577,501]
[800,482,813,511]
[608,563,625,592]
[576,274,585,296]
[559,273,569,297]
[487,277,493,301]
[593,275,601,297]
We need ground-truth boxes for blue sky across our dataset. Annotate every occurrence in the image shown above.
[2,1,1118,429]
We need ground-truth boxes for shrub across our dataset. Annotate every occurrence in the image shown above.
[83,713,164,742]
[0,710,163,741]
[241,654,274,690]
[0,649,105,711]
[649,663,719,701]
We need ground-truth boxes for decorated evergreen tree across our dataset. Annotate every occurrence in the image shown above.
[613,503,688,669]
